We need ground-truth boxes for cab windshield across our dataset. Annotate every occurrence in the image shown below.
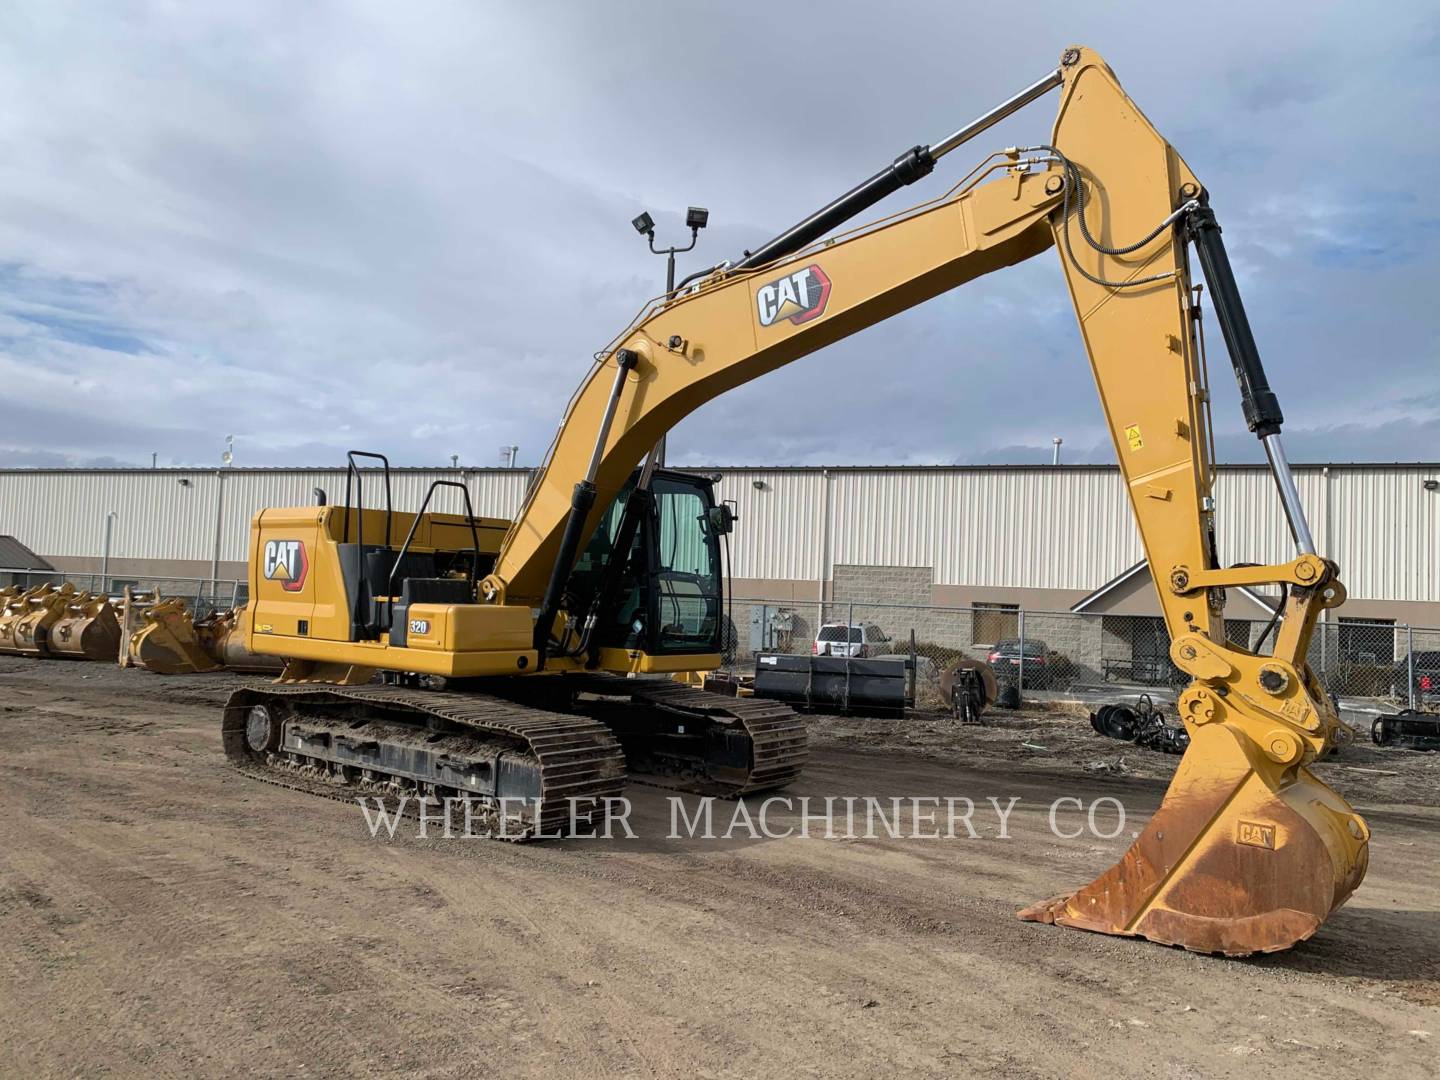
[653,476,722,652]
[567,472,723,655]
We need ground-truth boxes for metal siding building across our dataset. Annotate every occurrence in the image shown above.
[0,463,1435,618]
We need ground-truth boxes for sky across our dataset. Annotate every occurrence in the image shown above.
[0,2,1436,470]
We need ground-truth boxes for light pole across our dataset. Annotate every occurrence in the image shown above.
[632,206,710,466]
[632,206,709,296]
[99,511,119,594]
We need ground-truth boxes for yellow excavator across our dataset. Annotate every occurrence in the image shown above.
[225,46,1367,955]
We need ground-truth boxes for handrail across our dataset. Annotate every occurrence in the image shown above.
[341,450,393,547]
[385,480,482,631]
[342,450,393,636]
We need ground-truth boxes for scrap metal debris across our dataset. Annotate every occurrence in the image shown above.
[1089,695,1190,755]
[1372,709,1440,752]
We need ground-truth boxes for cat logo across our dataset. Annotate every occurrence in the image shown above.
[262,539,309,592]
[1236,820,1277,850]
[756,264,831,327]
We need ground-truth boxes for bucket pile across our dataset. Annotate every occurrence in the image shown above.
[0,583,121,661]
[0,582,281,675]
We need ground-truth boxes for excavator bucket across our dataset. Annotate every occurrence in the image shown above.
[117,586,158,667]
[2,583,78,657]
[194,604,283,674]
[126,596,222,674]
[0,586,31,653]
[1019,680,1369,956]
[48,592,123,661]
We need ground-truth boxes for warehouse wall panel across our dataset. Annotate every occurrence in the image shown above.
[2,464,1435,603]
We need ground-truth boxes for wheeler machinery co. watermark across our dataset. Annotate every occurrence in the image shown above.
[355,794,1130,842]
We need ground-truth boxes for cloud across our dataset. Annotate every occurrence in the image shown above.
[0,1,1436,472]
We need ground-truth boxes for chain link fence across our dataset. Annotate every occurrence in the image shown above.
[728,596,1440,711]
[5,566,1434,710]
[0,567,248,619]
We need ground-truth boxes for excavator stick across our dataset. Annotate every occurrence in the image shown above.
[47,592,123,661]
[1004,48,1372,955]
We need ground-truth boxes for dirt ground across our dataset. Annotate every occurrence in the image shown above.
[1,656,1436,1079]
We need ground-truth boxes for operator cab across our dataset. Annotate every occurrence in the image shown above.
[329,454,731,660]
[566,469,732,658]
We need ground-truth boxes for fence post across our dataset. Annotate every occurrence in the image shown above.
[908,628,917,706]
[1407,625,1415,711]
[1017,609,1026,693]
[231,579,240,609]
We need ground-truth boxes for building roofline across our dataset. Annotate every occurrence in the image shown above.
[0,535,56,571]
[1,462,1436,477]
[1070,561,1151,611]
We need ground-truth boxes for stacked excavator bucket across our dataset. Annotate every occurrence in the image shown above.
[122,589,221,673]
[120,586,281,675]
[192,604,283,674]
[0,583,80,656]
[0,582,280,675]
[0,583,137,662]
[48,591,122,660]
[0,586,29,651]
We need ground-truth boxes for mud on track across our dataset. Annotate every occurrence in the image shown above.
[1,655,1436,1078]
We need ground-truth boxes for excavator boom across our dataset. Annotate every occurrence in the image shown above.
[478,46,1367,953]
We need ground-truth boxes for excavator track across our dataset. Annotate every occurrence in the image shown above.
[559,675,809,798]
[222,683,627,840]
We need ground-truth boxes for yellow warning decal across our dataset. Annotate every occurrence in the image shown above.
[1124,424,1144,451]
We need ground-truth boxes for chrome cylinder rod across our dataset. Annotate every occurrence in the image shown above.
[930,68,1064,160]
[585,350,636,483]
[1262,432,1317,555]
[733,67,1064,272]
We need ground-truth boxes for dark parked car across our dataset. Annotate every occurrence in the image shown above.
[985,638,1073,688]
[1393,651,1440,702]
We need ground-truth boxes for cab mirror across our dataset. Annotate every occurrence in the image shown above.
[706,503,737,536]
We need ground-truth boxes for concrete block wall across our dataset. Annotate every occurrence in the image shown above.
[831,565,977,653]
